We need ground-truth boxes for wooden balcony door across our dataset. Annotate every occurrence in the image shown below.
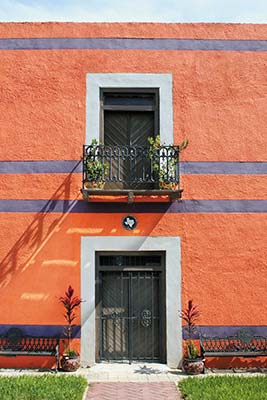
[101,90,159,189]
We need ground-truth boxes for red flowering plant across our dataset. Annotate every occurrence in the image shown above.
[180,300,201,359]
[59,285,82,356]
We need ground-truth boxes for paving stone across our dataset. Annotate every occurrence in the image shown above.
[86,382,181,400]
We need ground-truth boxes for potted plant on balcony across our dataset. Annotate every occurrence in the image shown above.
[148,135,188,190]
[179,299,204,375]
[84,138,108,189]
[59,285,82,372]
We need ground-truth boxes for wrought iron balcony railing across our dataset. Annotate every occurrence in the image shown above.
[81,144,182,200]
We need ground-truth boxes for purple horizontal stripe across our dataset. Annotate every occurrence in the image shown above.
[0,324,80,338]
[0,199,266,213]
[0,160,266,175]
[169,200,267,213]
[1,324,265,340]
[0,38,267,52]
[0,160,82,174]
[183,326,267,339]
[180,161,267,175]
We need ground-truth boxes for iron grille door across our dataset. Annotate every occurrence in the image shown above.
[131,271,160,361]
[99,271,161,362]
[100,271,129,360]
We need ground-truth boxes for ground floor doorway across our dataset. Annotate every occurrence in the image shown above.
[81,235,181,368]
[95,253,166,363]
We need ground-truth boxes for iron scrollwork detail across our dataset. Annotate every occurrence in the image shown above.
[140,309,152,328]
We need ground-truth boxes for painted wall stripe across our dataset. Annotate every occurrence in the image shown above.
[183,325,267,339]
[0,199,266,213]
[0,160,82,174]
[0,324,266,339]
[181,161,267,175]
[0,324,80,338]
[0,160,266,175]
[0,38,267,52]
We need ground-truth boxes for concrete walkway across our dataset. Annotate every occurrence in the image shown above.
[79,362,184,382]
[81,364,183,400]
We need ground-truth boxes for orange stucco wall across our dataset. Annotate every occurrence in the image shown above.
[1,50,266,161]
[0,22,266,39]
[1,212,267,324]
[0,22,266,369]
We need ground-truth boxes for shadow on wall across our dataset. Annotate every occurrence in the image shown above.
[0,162,81,288]
[0,161,168,290]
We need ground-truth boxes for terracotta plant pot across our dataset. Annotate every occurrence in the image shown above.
[159,181,178,190]
[84,181,104,189]
[61,354,80,372]
[182,358,204,375]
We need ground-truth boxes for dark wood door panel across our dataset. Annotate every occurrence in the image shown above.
[129,112,154,146]
[104,111,154,189]
[104,111,129,147]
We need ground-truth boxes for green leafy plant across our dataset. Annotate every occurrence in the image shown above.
[148,135,188,189]
[148,134,161,173]
[180,299,201,359]
[85,138,108,183]
[59,286,82,356]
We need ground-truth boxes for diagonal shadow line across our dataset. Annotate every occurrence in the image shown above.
[0,161,82,288]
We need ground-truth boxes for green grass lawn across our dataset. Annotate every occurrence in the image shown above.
[179,375,267,400]
[0,375,88,400]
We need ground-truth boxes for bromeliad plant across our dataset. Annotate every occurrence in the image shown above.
[59,286,82,356]
[148,135,188,189]
[180,300,201,359]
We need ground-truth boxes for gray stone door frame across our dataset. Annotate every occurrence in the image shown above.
[80,236,182,368]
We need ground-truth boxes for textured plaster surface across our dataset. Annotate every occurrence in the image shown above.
[0,212,266,325]
[0,23,266,370]
[1,51,266,161]
[0,22,266,40]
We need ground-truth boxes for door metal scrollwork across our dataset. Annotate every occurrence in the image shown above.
[140,309,152,327]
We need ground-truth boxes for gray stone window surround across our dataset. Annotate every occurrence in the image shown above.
[86,73,174,144]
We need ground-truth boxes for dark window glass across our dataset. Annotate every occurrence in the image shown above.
[99,255,162,267]
[104,93,155,107]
